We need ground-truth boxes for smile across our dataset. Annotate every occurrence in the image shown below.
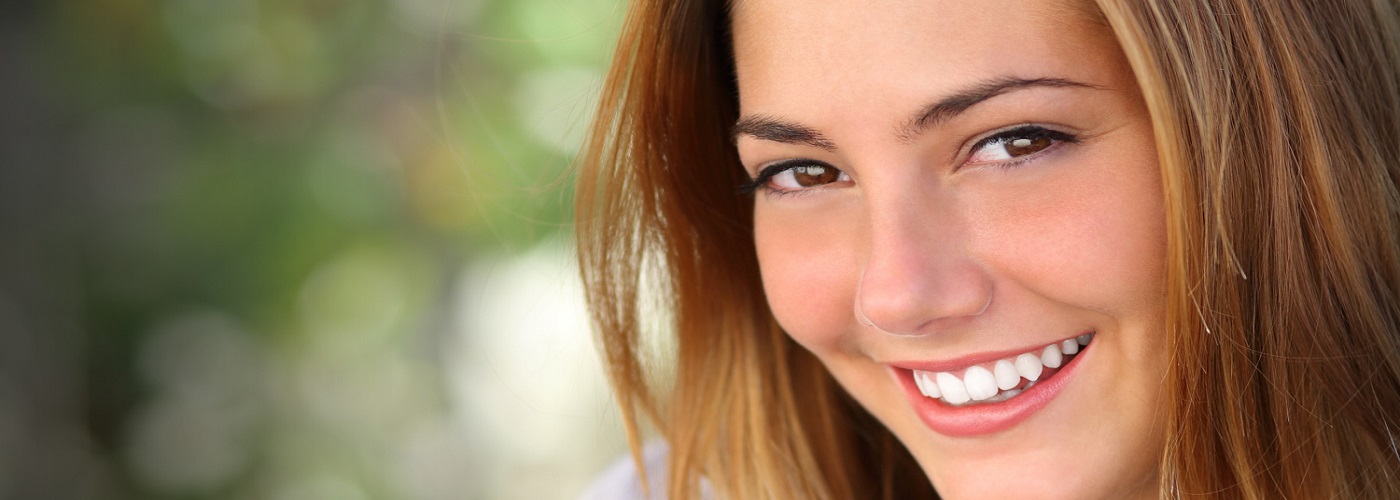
[912,333,1094,406]
[889,332,1096,437]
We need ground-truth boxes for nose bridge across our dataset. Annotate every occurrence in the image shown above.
[857,183,993,335]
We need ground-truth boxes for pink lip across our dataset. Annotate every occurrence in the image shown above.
[889,337,1092,437]
[885,335,1085,373]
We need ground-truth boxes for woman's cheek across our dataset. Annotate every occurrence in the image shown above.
[754,206,859,350]
[964,154,1166,313]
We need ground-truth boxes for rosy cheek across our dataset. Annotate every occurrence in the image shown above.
[1062,170,1167,305]
[969,159,1166,313]
[754,209,859,351]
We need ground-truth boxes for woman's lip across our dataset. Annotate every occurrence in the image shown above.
[885,332,1091,373]
[890,339,1092,437]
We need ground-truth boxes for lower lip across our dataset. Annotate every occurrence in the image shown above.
[893,341,1091,437]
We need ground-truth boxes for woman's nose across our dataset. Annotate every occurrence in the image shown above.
[855,195,994,336]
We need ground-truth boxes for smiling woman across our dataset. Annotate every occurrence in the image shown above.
[575,0,1400,498]
[733,3,1169,495]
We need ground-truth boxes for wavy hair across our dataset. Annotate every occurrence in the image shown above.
[575,0,1400,497]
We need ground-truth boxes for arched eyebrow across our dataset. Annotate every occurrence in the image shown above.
[731,76,1099,149]
[731,115,837,151]
[898,76,1098,141]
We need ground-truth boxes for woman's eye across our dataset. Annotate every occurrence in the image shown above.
[771,164,846,190]
[739,161,850,195]
[967,126,1077,165]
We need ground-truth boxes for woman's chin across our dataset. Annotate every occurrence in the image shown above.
[919,458,1156,500]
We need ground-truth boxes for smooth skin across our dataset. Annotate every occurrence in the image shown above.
[733,0,1169,498]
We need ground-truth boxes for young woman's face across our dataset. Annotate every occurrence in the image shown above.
[732,0,1169,497]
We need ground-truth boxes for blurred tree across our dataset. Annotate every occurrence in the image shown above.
[0,0,624,498]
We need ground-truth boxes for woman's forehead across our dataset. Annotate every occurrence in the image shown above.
[728,0,1105,40]
[729,0,1123,124]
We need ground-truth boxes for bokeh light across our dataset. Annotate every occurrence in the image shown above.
[0,0,629,498]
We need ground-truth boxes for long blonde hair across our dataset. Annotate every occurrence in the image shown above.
[575,0,1400,498]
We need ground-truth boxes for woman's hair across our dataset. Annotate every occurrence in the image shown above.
[575,0,1400,498]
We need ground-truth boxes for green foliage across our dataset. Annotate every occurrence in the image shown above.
[13,0,624,497]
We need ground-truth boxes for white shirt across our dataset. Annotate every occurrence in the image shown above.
[576,441,672,500]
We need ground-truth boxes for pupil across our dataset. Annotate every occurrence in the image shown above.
[1005,135,1051,157]
[794,166,837,187]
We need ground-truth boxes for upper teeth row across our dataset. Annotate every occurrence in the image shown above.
[912,334,1093,406]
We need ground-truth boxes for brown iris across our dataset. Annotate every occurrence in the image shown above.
[792,165,840,187]
[1005,136,1053,157]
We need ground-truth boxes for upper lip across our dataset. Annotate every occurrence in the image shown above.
[882,332,1091,372]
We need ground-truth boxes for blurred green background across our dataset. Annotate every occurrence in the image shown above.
[0,0,628,498]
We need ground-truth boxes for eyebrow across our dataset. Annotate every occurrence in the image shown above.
[898,77,1097,140]
[731,115,837,151]
[731,76,1098,149]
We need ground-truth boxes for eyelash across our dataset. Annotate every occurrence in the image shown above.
[736,159,840,196]
[967,125,1079,167]
[737,124,1079,196]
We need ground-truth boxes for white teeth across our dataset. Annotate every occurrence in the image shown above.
[923,372,941,398]
[1042,345,1064,368]
[1015,353,1044,381]
[936,372,970,405]
[994,359,1020,390]
[963,366,999,401]
[914,371,941,398]
[914,370,932,396]
[983,388,1021,403]
[911,334,1091,406]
